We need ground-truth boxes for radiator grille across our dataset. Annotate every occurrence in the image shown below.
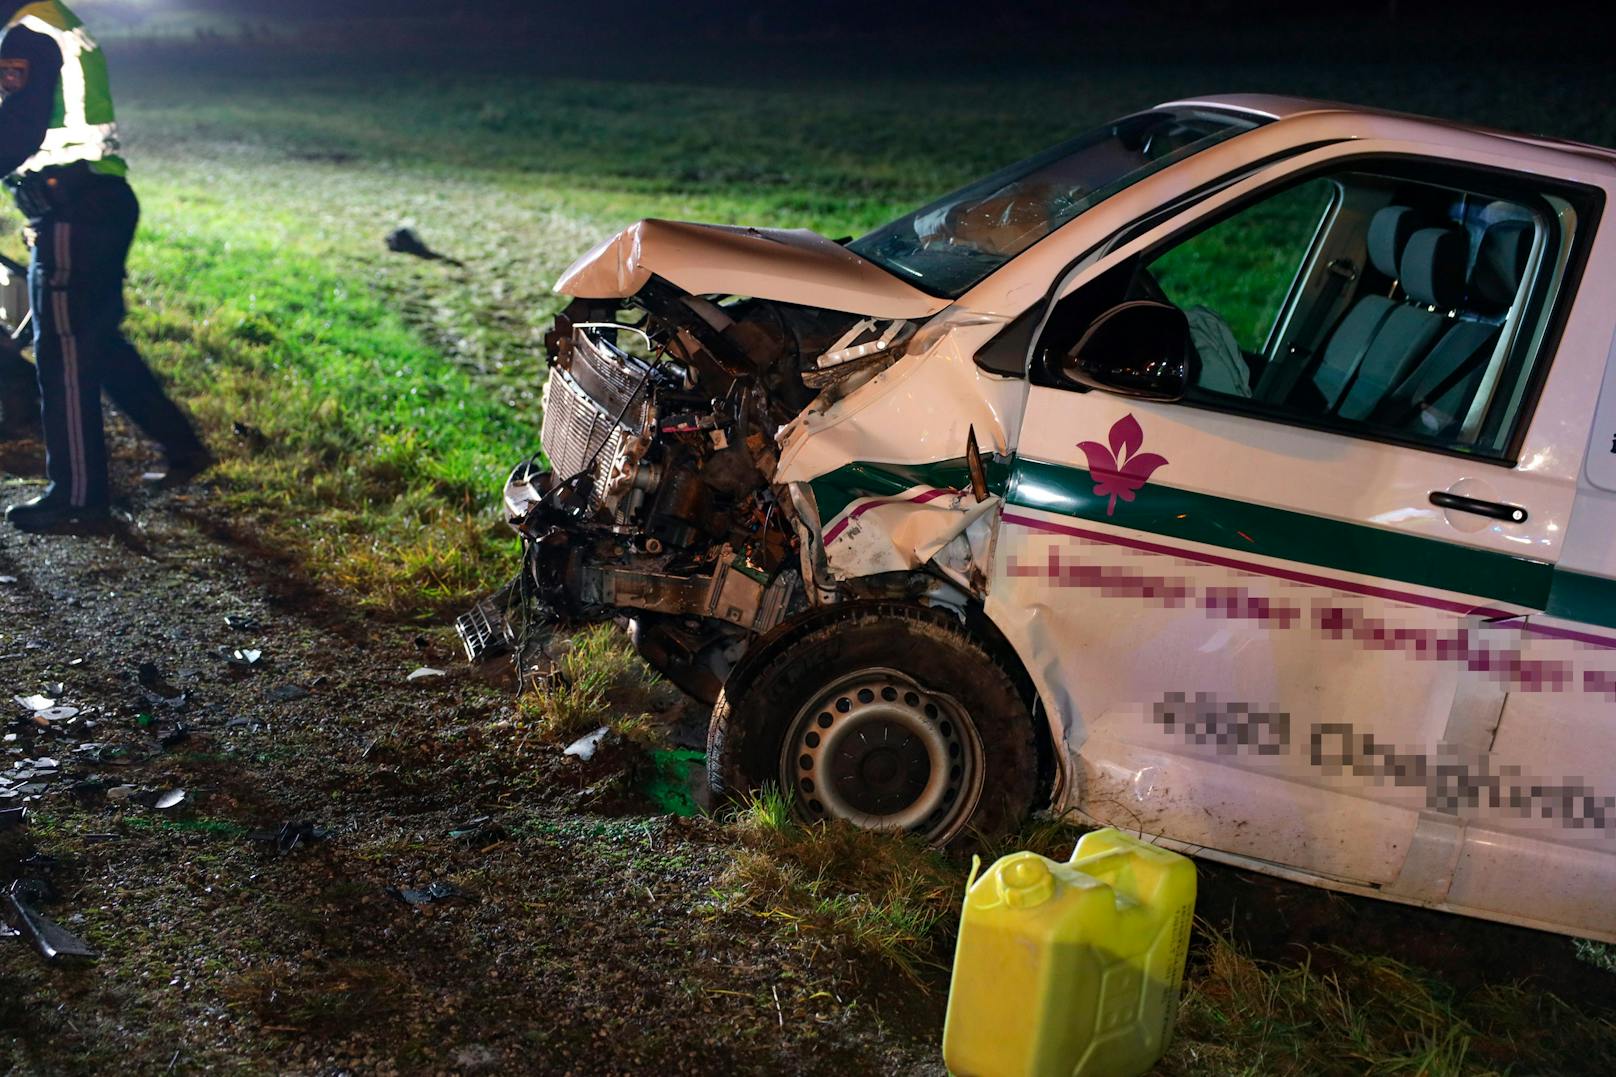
[540,330,652,523]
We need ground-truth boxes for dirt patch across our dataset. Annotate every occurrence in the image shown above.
[0,439,940,1074]
[0,428,1610,1074]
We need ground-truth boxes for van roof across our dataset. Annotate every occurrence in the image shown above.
[1160,94,1616,167]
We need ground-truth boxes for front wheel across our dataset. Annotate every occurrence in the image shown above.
[707,605,1040,845]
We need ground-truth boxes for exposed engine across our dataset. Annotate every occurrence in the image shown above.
[463,276,909,702]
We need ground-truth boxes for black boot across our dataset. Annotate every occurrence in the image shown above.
[6,491,109,533]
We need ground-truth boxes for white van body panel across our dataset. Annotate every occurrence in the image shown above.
[776,96,1616,942]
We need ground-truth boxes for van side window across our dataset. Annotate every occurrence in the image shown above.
[1117,166,1580,462]
[1150,179,1336,374]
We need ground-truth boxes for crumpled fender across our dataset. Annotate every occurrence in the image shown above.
[775,314,1080,803]
[776,312,1023,590]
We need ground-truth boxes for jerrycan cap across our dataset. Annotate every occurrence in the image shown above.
[997,854,1055,909]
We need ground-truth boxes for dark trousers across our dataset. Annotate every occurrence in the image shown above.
[28,174,201,507]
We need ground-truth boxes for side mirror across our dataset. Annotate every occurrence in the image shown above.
[1062,300,1196,402]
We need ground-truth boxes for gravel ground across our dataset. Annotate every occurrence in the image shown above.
[0,432,942,1075]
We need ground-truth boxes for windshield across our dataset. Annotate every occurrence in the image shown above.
[848,108,1264,298]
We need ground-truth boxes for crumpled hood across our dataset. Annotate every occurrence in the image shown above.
[553,219,949,320]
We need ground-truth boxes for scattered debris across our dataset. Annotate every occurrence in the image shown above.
[13,693,54,712]
[5,881,96,961]
[385,226,465,267]
[248,820,329,855]
[75,737,132,763]
[1,758,62,802]
[452,1045,500,1072]
[407,667,446,683]
[223,614,260,632]
[222,647,262,667]
[231,420,268,450]
[159,723,190,749]
[135,663,187,709]
[225,716,268,734]
[154,789,186,811]
[0,805,26,828]
[448,816,495,841]
[387,880,463,906]
[563,727,609,761]
[265,684,310,703]
[0,575,15,585]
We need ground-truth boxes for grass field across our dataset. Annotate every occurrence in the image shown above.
[89,16,1616,613]
[9,10,1614,1071]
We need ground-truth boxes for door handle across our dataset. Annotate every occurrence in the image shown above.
[1429,490,1528,523]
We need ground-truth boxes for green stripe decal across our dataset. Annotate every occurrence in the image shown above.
[1008,458,1553,611]
[1546,570,1616,627]
[809,455,1010,525]
[803,457,1616,631]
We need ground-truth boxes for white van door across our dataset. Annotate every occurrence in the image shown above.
[1445,329,1616,940]
[990,156,1598,896]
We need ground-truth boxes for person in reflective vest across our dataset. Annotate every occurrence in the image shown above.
[0,0,209,532]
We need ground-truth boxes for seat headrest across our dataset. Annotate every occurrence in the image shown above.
[1469,219,1533,312]
[1367,206,1422,278]
[1399,227,1468,308]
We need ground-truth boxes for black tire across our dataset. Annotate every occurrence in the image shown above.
[708,603,1039,844]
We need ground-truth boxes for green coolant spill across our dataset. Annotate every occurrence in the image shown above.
[642,749,706,816]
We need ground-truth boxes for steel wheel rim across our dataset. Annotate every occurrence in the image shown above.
[779,668,984,843]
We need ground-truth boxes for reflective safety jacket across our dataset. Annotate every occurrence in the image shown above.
[3,0,123,176]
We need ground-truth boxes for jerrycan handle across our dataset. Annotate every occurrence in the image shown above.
[960,854,1000,910]
[1068,846,1141,909]
[1068,847,1131,870]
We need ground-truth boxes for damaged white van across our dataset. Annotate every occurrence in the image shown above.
[461,95,1616,943]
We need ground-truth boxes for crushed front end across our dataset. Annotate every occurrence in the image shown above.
[461,275,890,702]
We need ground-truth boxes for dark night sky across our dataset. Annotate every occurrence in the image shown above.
[73,0,1616,87]
[86,0,1616,45]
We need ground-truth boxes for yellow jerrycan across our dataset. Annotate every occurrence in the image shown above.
[942,828,1196,1077]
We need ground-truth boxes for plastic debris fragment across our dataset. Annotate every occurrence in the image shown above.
[563,727,609,761]
[387,881,463,906]
[5,881,96,961]
[248,820,329,854]
[448,816,495,841]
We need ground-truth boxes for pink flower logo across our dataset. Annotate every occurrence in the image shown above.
[1078,414,1168,516]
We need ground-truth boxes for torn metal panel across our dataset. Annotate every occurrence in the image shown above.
[819,486,1001,581]
[776,310,1024,480]
[554,219,948,320]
